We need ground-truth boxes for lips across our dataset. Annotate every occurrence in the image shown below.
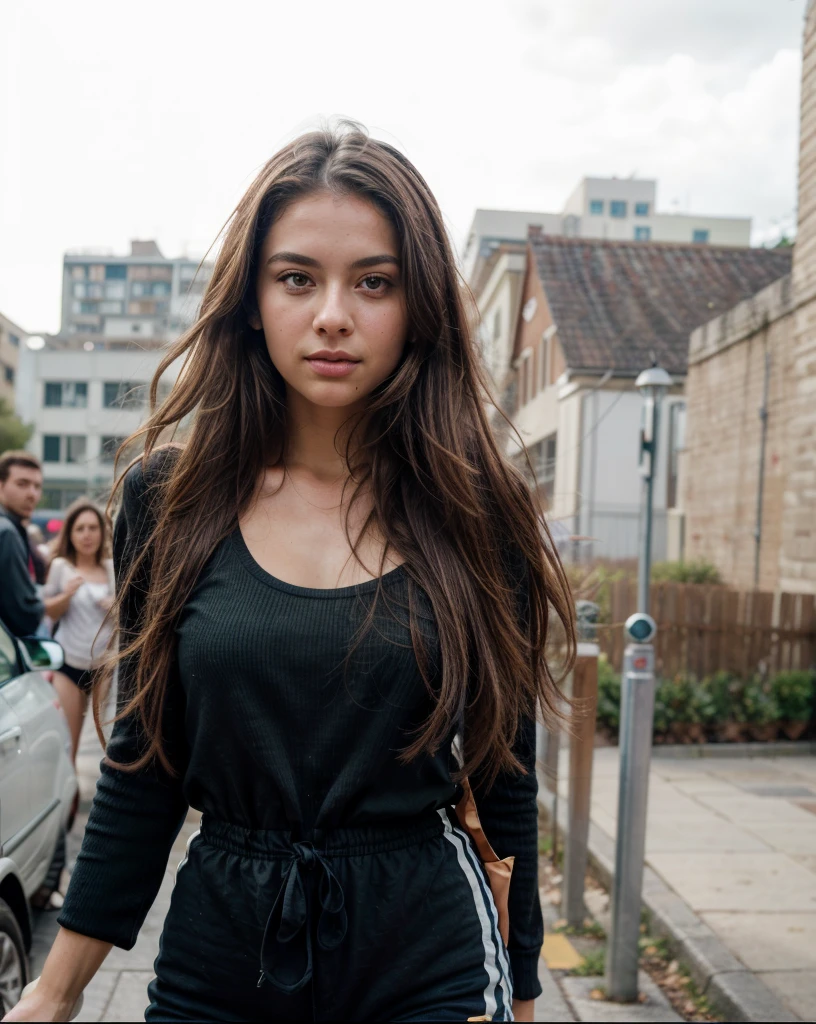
[305,350,361,378]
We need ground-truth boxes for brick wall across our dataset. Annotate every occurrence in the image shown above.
[780,1,816,592]
[685,277,795,589]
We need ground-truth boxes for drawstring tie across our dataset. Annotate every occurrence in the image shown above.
[258,840,348,994]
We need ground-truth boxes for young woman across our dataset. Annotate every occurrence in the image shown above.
[6,125,574,1024]
[43,500,115,760]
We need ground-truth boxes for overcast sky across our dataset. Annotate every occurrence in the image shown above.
[0,0,807,334]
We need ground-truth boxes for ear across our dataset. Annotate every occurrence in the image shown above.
[249,312,262,331]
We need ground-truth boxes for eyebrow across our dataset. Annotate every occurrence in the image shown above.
[266,251,399,270]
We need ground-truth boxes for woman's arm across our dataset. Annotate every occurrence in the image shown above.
[471,713,543,1009]
[43,568,83,621]
[3,931,111,1022]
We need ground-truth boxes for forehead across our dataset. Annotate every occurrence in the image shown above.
[262,191,398,259]
[7,464,42,484]
[73,510,100,526]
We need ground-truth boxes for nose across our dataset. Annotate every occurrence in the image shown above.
[312,284,353,337]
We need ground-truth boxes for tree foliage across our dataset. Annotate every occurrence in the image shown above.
[0,397,33,455]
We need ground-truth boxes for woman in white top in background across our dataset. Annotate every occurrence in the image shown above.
[44,500,115,761]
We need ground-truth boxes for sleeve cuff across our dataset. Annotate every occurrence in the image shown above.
[508,945,543,1001]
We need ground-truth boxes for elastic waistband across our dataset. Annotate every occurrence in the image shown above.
[199,811,446,859]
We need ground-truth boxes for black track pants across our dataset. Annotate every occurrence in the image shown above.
[145,809,514,1022]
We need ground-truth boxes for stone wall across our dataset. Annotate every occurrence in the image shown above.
[780,0,816,593]
[685,276,795,589]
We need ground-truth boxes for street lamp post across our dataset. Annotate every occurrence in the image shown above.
[605,364,671,1003]
[634,365,673,614]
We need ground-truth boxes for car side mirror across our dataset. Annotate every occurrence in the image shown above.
[18,637,64,672]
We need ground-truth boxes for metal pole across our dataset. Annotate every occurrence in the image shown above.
[753,351,771,588]
[562,640,599,928]
[605,639,657,1002]
[637,392,662,615]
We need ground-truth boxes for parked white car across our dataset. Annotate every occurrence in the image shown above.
[0,621,77,1015]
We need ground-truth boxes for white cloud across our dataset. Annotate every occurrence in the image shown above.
[0,0,806,332]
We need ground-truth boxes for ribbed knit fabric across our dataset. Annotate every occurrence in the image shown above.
[58,453,544,1001]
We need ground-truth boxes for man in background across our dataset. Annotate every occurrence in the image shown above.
[0,450,45,636]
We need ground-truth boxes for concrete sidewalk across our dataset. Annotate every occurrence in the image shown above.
[31,717,574,1021]
[550,747,816,1022]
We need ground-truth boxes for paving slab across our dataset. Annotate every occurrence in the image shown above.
[104,970,154,1023]
[743,820,816,854]
[761,971,816,1022]
[535,960,576,1022]
[701,912,816,972]
[646,852,816,913]
[644,817,770,854]
[694,793,816,824]
[560,973,682,1023]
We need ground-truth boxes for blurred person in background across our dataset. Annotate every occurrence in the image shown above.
[0,451,45,637]
[43,500,115,762]
[6,125,575,1024]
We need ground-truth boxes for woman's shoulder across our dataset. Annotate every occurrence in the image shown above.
[118,445,183,536]
[122,444,182,499]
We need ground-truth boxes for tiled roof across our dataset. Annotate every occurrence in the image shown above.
[530,236,792,376]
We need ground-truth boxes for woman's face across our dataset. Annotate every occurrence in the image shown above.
[71,510,102,559]
[254,191,409,411]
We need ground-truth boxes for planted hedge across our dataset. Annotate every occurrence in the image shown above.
[596,656,816,744]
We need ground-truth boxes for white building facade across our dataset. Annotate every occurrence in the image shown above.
[15,345,180,512]
[15,240,211,513]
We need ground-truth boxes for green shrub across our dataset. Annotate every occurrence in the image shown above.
[651,560,723,585]
[770,671,815,722]
[740,678,779,725]
[596,655,621,733]
[700,671,745,722]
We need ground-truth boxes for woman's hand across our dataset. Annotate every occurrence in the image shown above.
[511,997,536,1022]
[2,986,74,1022]
[64,576,84,597]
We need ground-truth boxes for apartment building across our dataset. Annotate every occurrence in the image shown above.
[61,239,210,348]
[463,176,752,288]
[15,241,211,511]
[0,312,27,403]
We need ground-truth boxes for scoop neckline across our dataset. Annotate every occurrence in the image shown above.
[231,528,407,598]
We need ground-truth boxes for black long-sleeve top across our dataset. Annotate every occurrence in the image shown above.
[58,454,544,1000]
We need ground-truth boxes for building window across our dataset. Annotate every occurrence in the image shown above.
[530,434,557,506]
[79,301,98,314]
[610,200,627,218]
[70,266,87,281]
[105,264,127,280]
[105,283,126,300]
[40,487,87,510]
[100,436,126,463]
[8,334,19,348]
[65,436,86,463]
[634,226,652,241]
[4,367,13,384]
[104,380,144,409]
[44,381,88,408]
[635,202,650,216]
[43,435,61,462]
[667,402,686,508]
[692,228,710,244]
[99,301,123,315]
[589,199,604,215]
[88,265,105,282]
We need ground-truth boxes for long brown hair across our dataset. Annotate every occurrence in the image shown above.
[55,499,108,566]
[97,123,576,785]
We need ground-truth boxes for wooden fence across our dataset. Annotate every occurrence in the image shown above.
[599,581,816,678]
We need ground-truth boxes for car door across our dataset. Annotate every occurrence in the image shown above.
[0,628,29,856]
[0,626,68,891]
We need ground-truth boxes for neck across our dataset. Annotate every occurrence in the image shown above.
[0,503,22,523]
[282,389,367,480]
[74,553,99,570]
